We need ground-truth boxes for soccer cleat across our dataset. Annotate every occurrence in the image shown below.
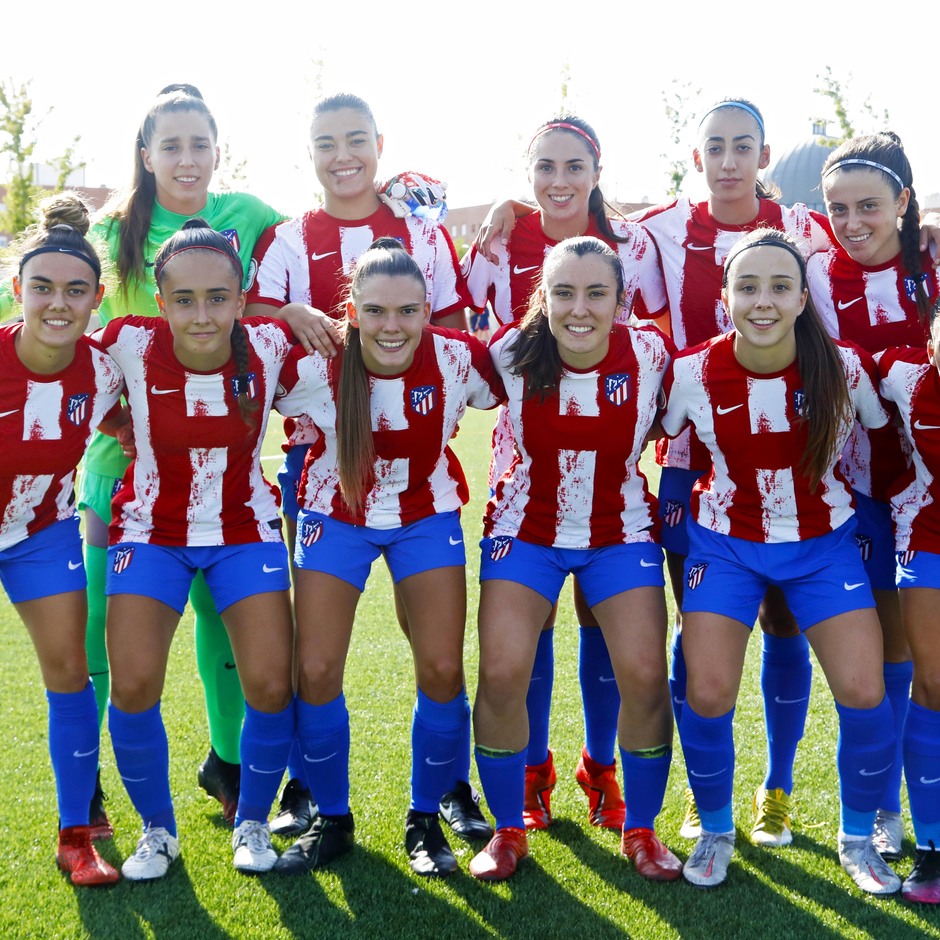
[872,808,904,860]
[439,780,494,841]
[233,820,278,874]
[575,747,626,830]
[751,786,793,846]
[56,826,119,886]
[197,747,240,827]
[270,778,317,838]
[838,833,901,895]
[682,830,735,888]
[902,841,940,904]
[88,770,114,841]
[405,810,458,877]
[469,827,528,881]
[121,826,180,881]
[273,812,354,874]
[620,827,683,881]
[523,751,557,830]
[679,787,702,839]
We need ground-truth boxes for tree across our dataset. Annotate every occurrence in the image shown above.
[660,80,701,198]
[214,139,248,194]
[813,67,890,144]
[0,79,41,235]
[49,136,85,191]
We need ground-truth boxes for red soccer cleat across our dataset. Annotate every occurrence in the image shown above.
[575,747,626,830]
[57,826,119,886]
[621,827,683,881]
[469,827,529,881]
[523,751,556,830]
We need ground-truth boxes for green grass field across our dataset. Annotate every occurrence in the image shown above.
[1,409,939,938]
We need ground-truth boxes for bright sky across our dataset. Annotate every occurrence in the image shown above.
[7,3,939,216]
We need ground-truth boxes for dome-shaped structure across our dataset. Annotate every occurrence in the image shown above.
[764,122,838,212]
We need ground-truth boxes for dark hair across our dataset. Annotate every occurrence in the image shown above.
[723,228,852,490]
[337,237,427,512]
[13,191,102,282]
[153,220,255,424]
[527,114,633,246]
[930,296,940,340]
[822,132,929,321]
[104,84,218,295]
[699,98,780,201]
[508,236,625,399]
[311,93,379,138]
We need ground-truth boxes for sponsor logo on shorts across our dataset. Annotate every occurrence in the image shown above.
[663,499,684,528]
[262,564,283,573]
[448,535,462,546]
[897,550,917,567]
[68,560,83,571]
[687,562,708,590]
[411,385,437,415]
[301,520,323,547]
[112,547,135,574]
[66,393,89,426]
[640,558,660,568]
[843,582,865,591]
[855,533,872,562]
[605,373,630,406]
[489,535,513,561]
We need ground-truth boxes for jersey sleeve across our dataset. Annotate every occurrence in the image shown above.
[246,222,290,307]
[658,358,690,439]
[619,223,668,320]
[460,243,497,314]
[427,223,472,321]
[845,344,891,431]
[462,332,505,409]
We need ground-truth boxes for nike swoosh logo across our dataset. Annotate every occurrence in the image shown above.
[914,420,940,430]
[716,404,743,415]
[248,764,283,774]
[774,696,808,705]
[425,757,456,766]
[224,662,237,670]
[303,751,338,763]
[262,564,283,573]
[844,582,865,591]
[150,386,180,395]
[690,767,727,778]
[687,245,713,252]
[859,764,892,776]
[920,775,940,785]
[311,251,336,261]
[73,746,99,758]
[513,264,539,274]
[640,559,659,567]
[599,676,618,683]
[0,409,19,419]
[673,696,686,705]
[448,536,462,545]
[68,560,83,570]
[120,775,148,782]
[837,297,863,310]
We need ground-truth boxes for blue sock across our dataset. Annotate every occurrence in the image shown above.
[620,746,670,831]
[525,629,554,766]
[286,738,306,791]
[679,704,735,833]
[881,660,913,813]
[579,626,620,766]
[456,689,471,782]
[475,748,526,830]
[904,701,940,847]
[108,700,176,836]
[296,694,350,816]
[236,699,295,826]
[760,632,811,793]
[411,689,467,813]
[668,627,687,727]
[47,683,99,828]
[836,697,894,836]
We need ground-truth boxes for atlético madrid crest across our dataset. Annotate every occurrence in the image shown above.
[230,372,258,400]
[67,393,90,426]
[489,536,513,561]
[301,519,323,547]
[686,561,708,590]
[605,374,630,406]
[411,385,437,415]
[112,547,135,574]
[663,499,685,528]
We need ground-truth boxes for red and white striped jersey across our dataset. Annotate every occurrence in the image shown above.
[97,316,294,546]
[0,324,123,551]
[246,204,470,322]
[878,346,940,553]
[808,247,936,500]
[484,324,672,548]
[631,197,833,471]
[461,211,667,328]
[275,327,503,529]
[661,332,889,543]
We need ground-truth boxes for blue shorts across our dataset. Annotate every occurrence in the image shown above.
[479,536,664,607]
[657,467,704,556]
[852,492,897,591]
[0,517,86,603]
[682,519,875,631]
[896,549,940,589]
[106,541,291,614]
[277,444,311,523]
[294,509,465,591]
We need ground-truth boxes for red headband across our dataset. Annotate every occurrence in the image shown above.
[155,244,237,282]
[528,122,601,162]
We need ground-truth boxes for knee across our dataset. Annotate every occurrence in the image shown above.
[687,674,737,718]
[42,653,91,695]
[109,672,161,712]
[415,657,463,703]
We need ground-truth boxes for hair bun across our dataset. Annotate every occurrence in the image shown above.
[40,191,91,236]
[157,83,204,100]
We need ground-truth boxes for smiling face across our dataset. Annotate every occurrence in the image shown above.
[141,108,219,215]
[543,250,621,369]
[347,272,430,375]
[13,253,103,372]
[823,167,908,267]
[156,250,245,371]
[528,129,600,241]
[310,107,384,219]
[722,244,807,373]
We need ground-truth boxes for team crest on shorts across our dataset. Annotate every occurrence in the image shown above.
[663,499,685,528]
[489,535,513,561]
[112,547,135,573]
[67,393,89,426]
[604,374,630,406]
[897,550,917,567]
[301,520,323,547]
[904,273,929,300]
[219,228,241,253]
[793,389,806,417]
[230,372,258,400]
[855,533,872,562]
[411,386,437,415]
[686,561,708,590]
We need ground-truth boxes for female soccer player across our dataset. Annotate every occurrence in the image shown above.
[662,228,898,894]
[80,83,287,826]
[462,114,668,834]
[1,193,123,885]
[470,236,680,883]
[100,222,296,879]
[272,238,502,877]
[809,131,938,861]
